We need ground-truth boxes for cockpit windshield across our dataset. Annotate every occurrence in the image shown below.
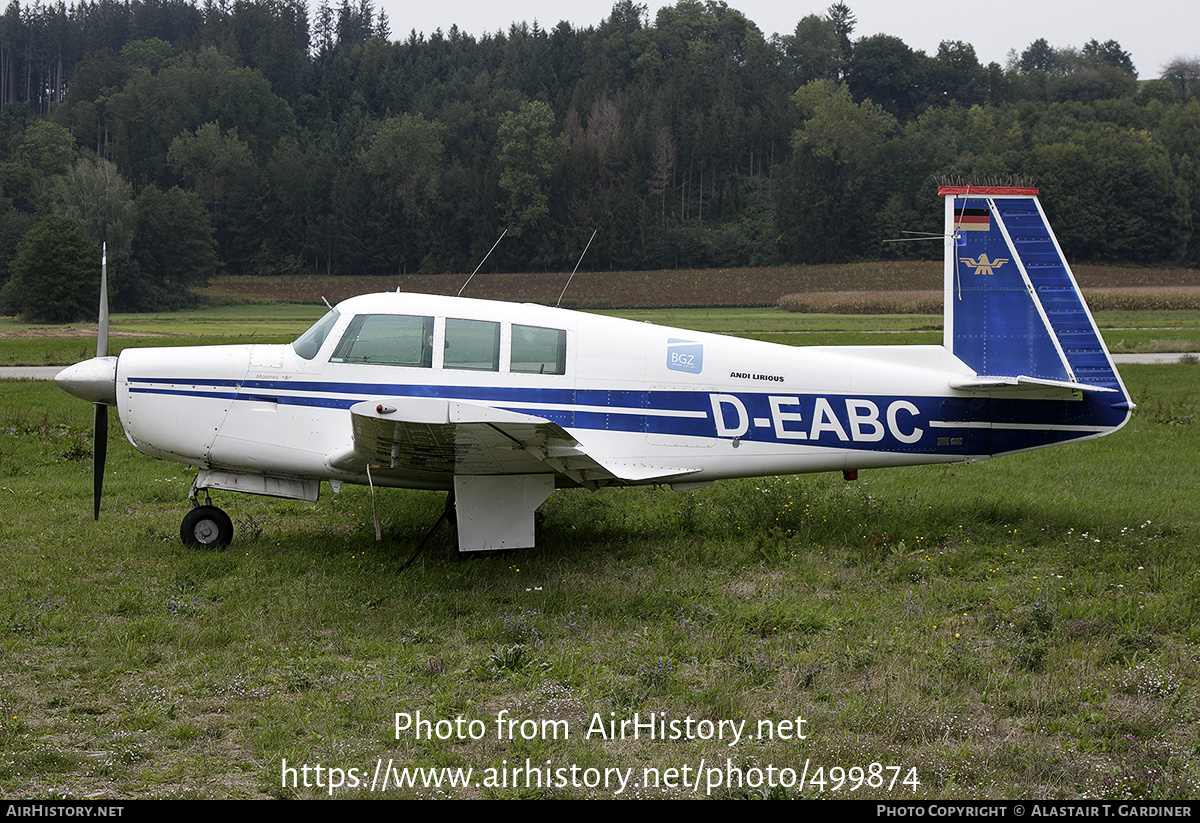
[291,309,340,360]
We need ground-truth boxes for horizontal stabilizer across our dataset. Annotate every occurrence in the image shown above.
[948,375,1117,394]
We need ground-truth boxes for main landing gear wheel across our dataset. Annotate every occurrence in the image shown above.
[180,505,234,548]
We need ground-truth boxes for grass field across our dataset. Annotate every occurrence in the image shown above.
[190,263,1200,309]
[1,301,1199,798]
[3,304,1199,367]
[4,262,1198,367]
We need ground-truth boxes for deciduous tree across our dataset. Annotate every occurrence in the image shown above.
[124,184,220,310]
[50,157,136,259]
[361,114,445,223]
[776,80,895,261]
[0,213,98,322]
[496,100,566,236]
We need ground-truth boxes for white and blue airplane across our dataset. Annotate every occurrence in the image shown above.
[56,186,1132,552]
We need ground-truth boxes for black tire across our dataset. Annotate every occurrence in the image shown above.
[180,505,234,548]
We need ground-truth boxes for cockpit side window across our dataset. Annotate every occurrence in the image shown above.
[292,309,341,360]
[444,318,500,371]
[330,314,434,367]
[511,324,566,375]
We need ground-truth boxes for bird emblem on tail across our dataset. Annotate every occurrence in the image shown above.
[958,254,1009,275]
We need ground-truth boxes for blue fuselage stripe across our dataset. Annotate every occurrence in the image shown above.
[126,377,1123,454]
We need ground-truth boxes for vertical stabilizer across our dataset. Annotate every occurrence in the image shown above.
[939,186,1132,453]
[941,186,1124,394]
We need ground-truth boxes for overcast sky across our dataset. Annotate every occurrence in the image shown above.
[375,0,1195,78]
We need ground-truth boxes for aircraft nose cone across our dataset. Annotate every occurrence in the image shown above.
[55,356,118,405]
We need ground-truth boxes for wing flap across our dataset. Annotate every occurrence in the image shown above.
[342,397,698,487]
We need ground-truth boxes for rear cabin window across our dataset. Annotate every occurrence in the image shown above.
[444,318,500,371]
[329,314,433,367]
[511,324,566,375]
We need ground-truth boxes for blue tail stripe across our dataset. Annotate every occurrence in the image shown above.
[988,198,1122,392]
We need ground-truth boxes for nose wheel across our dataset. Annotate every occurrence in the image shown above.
[180,505,234,548]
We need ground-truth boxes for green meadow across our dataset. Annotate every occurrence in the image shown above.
[3,303,1199,367]
[0,307,1198,798]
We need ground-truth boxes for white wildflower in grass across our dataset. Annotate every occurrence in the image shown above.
[1117,662,1180,697]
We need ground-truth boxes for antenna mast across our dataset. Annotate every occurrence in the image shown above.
[556,229,597,308]
[457,229,508,297]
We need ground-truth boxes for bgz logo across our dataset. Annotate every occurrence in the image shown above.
[667,339,703,374]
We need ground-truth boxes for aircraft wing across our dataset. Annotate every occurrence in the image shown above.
[333,397,699,488]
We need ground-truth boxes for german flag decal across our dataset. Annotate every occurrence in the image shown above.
[954,207,990,231]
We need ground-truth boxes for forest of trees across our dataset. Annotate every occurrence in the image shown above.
[1,0,1199,315]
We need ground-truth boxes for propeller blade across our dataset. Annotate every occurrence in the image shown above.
[93,243,109,520]
[97,243,109,358]
[93,403,107,520]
